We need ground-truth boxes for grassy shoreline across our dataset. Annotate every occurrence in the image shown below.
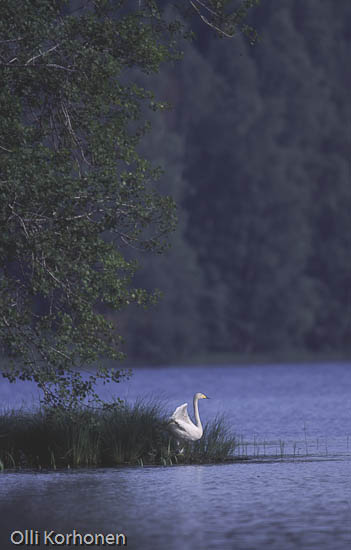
[0,402,239,470]
[1,402,343,471]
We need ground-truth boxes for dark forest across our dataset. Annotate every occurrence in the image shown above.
[120,0,351,363]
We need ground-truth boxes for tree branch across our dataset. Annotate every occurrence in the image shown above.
[25,43,60,65]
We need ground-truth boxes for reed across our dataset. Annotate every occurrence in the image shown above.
[167,416,240,464]
[0,402,238,469]
[2,403,331,469]
[100,400,166,465]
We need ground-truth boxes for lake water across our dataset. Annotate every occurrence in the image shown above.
[1,362,351,549]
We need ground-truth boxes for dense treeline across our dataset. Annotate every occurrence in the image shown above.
[120,0,351,362]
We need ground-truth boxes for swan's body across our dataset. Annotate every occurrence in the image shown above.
[167,392,209,445]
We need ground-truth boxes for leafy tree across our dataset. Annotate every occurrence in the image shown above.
[0,0,259,405]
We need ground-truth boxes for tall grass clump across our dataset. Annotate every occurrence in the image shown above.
[0,402,240,469]
[0,408,50,469]
[100,400,166,465]
[0,407,102,469]
[176,415,238,464]
[0,401,169,468]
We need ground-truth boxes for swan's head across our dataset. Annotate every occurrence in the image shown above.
[195,392,210,400]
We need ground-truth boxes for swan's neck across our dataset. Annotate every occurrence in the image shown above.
[193,395,202,429]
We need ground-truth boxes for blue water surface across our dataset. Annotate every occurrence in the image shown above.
[1,362,351,549]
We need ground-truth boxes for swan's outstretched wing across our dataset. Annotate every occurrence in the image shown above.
[170,402,191,424]
[167,400,202,441]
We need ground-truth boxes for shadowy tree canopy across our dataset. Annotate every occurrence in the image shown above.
[0,0,259,405]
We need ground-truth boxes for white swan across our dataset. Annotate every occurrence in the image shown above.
[167,392,210,449]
